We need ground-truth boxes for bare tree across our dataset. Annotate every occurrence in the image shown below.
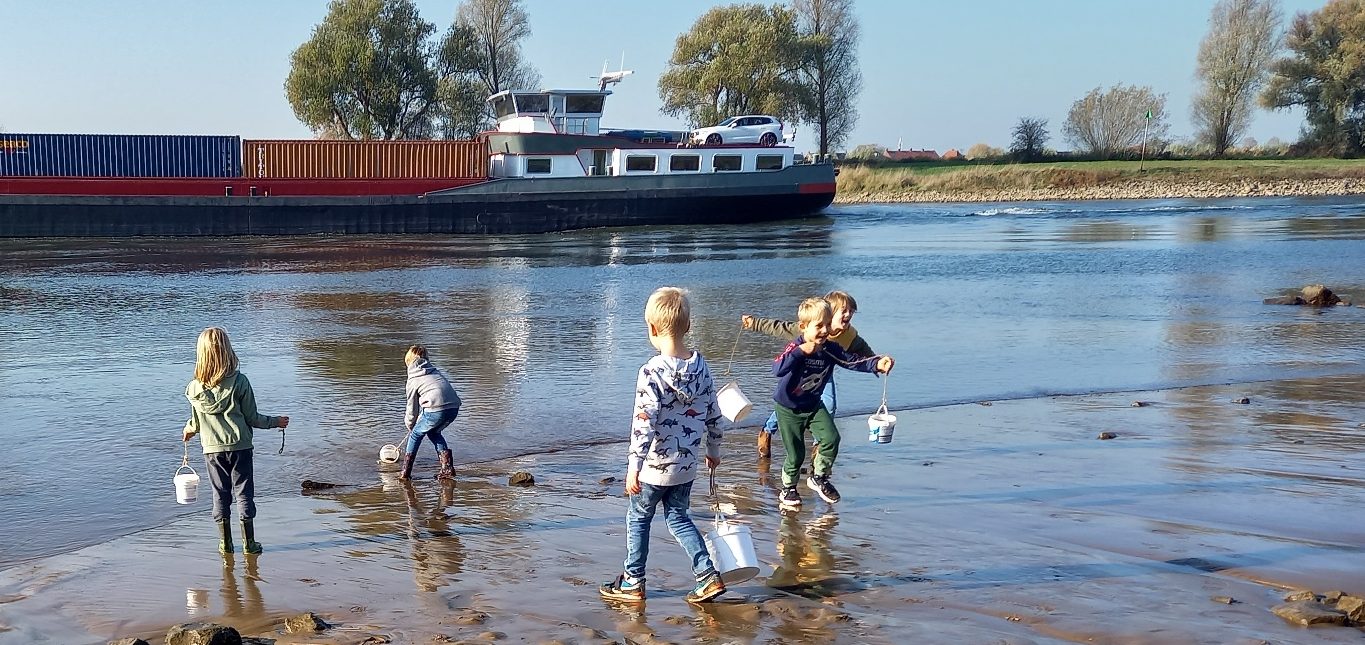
[1063,85,1170,158]
[456,0,540,96]
[1191,0,1283,156]
[1010,117,1049,161]
[793,0,862,155]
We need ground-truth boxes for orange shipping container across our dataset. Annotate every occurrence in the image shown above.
[241,140,488,179]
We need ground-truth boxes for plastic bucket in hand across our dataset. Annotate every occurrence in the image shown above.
[868,405,897,444]
[378,444,402,464]
[174,465,200,504]
[716,381,753,423]
[703,518,760,585]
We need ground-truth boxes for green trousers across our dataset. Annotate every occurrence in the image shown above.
[774,403,841,487]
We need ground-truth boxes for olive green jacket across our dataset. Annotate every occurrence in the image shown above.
[748,317,874,357]
[183,371,281,454]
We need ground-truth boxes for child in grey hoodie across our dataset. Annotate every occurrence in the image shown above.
[402,345,461,481]
[600,287,727,604]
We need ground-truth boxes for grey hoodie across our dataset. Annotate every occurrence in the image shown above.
[628,352,724,487]
[405,357,461,429]
[184,371,280,454]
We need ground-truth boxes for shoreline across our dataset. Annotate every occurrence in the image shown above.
[3,377,1364,643]
[835,176,1365,204]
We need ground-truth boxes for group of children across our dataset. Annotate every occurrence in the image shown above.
[181,287,893,606]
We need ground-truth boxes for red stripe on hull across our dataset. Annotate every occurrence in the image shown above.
[798,182,837,194]
[0,177,488,197]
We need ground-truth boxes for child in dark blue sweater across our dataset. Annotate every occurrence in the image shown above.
[772,297,893,508]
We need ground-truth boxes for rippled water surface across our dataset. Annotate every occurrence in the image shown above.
[3,196,1364,567]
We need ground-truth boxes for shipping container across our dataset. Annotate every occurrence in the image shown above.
[0,134,242,177]
[242,140,488,179]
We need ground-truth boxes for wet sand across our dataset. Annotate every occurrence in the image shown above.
[3,376,1364,644]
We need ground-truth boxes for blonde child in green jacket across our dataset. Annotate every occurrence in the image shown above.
[182,327,289,555]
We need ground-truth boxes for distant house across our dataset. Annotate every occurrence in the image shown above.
[941,148,964,160]
[885,148,940,162]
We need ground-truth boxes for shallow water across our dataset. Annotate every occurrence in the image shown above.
[2,196,1365,569]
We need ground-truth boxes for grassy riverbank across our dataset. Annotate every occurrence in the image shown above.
[835,158,1365,203]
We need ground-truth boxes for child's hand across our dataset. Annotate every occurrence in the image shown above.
[877,356,895,374]
[182,430,195,442]
[740,314,754,330]
[706,455,720,470]
[278,416,290,429]
[625,472,642,495]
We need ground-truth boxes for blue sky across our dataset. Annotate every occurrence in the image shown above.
[0,0,1327,153]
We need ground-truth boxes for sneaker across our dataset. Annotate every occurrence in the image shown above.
[779,486,802,508]
[806,475,841,504]
[685,571,726,603]
[599,574,645,602]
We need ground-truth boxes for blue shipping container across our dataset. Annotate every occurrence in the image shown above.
[0,134,242,177]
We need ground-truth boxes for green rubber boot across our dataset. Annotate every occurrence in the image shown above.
[217,519,233,555]
[241,518,263,555]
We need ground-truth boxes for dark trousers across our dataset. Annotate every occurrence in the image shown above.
[206,449,255,522]
[775,403,841,487]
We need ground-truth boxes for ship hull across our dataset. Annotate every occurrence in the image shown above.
[0,165,835,237]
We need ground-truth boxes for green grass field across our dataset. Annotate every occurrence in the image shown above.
[836,158,1365,195]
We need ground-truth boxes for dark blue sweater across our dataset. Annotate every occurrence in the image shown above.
[772,336,881,411]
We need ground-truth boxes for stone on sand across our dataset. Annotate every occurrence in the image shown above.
[1271,601,1346,627]
[165,622,241,645]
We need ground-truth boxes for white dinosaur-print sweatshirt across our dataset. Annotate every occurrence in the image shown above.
[628,351,723,487]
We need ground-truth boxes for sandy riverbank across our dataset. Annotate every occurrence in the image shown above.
[2,376,1364,644]
[836,177,1365,204]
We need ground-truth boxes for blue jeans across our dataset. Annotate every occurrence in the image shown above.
[764,378,836,434]
[623,481,716,582]
[405,407,458,455]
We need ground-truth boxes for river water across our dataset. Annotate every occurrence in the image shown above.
[2,197,1364,569]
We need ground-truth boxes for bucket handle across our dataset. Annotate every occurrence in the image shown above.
[176,464,198,477]
[709,466,728,526]
[875,402,890,418]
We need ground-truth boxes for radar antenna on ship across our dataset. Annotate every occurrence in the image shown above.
[594,52,634,92]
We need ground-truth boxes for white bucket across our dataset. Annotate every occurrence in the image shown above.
[703,518,760,585]
[174,465,200,504]
[868,405,897,444]
[378,444,402,464]
[716,381,753,423]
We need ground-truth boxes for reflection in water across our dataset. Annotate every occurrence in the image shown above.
[218,554,264,620]
[401,481,465,593]
[769,511,839,594]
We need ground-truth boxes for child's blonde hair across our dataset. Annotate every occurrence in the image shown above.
[797,297,832,325]
[824,290,858,313]
[405,344,428,365]
[645,287,690,336]
[194,327,239,388]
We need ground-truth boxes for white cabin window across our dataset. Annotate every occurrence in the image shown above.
[526,158,552,174]
[626,155,657,172]
[756,155,784,171]
[714,155,742,172]
[670,155,701,172]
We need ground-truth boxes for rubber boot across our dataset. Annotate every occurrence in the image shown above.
[436,449,455,481]
[217,519,233,555]
[757,431,771,459]
[241,518,263,555]
[398,452,416,480]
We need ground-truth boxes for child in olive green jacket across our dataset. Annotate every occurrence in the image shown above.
[740,291,874,457]
[182,327,289,556]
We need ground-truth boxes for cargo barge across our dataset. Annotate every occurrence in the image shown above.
[0,88,835,237]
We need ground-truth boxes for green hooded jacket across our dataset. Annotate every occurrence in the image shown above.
[183,371,280,454]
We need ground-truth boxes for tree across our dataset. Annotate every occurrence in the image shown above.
[456,0,540,97]
[1010,117,1049,161]
[846,143,885,160]
[658,4,814,128]
[1261,0,1365,156]
[432,23,495,137]
[1063,84,1170,157]
[285,0,439,140]
[1191,0,1283,156]
[793,0,862,155]
[966,142,1002,160]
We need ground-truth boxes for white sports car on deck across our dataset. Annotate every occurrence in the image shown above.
[690,115,785,146]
